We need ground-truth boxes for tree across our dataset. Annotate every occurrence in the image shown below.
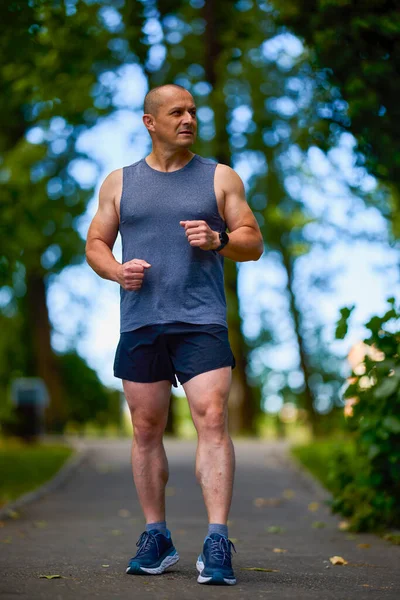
[0,0,146,429]
[274,0,400,235]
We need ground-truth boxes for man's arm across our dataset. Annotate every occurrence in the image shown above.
[85,170,151,290]
[215,164,264,262]
[180,164,264,262]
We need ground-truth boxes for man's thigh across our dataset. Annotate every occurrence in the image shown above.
[123,379,172,427]
[182,367,232,425]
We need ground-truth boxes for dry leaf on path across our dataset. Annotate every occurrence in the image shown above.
[39,574,63,579]
[357,543,371,549]
[7,510,20,520]
[330,556,348,565]
[273,548,287,553]
[339,521,350,531]
[282,489,295,499]
[312,521,326,529]
[34,521,47,528]
[254,498,265,507]
[111,529,122,536]
[242,567,279,572]
[254,497,282,508]
[118,509,131,518]
[102,565,110,568]
[308,502,319,512]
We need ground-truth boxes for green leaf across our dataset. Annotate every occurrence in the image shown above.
[382,416,400,434]
[367,444,380,460]
[267,526,285,533]
[374,378,399,399]
[335,306,355,339]
[312,521,326,528]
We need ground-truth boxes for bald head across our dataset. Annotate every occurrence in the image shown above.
[144,84,192,115]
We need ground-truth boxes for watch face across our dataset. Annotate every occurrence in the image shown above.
[220,231,229,244]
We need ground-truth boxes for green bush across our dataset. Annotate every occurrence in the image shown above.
[332,297,400,531]
[291,439,354,493]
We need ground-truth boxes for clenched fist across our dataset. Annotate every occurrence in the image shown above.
[116,259,151,291]
[180,220,219,251]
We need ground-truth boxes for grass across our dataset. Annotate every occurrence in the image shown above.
[291,438,355,493]
[0,439,74,508]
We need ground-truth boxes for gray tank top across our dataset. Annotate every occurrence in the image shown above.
[118,154,227,333]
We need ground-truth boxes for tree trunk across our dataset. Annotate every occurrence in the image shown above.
[279,246,320,436]
[26,272,67,432]
[203,0,260,435]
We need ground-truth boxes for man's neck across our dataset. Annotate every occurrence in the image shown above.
[145,148,195,173]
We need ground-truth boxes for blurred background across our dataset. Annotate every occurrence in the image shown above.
[1,0,399,532]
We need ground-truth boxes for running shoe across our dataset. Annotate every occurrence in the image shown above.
[126,529,179,575]
[196,533,237,585]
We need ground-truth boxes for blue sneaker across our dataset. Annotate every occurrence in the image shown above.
[196,533,237,585]
[126,529,179,575]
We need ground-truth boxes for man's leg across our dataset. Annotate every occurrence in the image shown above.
[123,379,172,523]
[182,367,235,524]
[123,379,180,575]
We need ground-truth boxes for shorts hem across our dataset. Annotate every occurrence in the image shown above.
[178,360,235,386]
[114,372,178,387]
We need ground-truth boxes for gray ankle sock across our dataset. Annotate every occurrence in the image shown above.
[208,523,228,538]
[146,521,168,537]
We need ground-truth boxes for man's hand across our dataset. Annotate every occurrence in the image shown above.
[180,220,219,251]
[116,259,151,290]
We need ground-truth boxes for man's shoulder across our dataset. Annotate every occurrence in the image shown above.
[104,159,143,185]
[194,156,237,178]
[194,154,218,167]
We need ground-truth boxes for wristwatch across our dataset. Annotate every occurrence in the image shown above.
[216,231,229,252]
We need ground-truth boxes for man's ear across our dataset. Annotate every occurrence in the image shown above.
[143,114,155,132]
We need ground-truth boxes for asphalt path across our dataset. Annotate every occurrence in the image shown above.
[0,439,399,599]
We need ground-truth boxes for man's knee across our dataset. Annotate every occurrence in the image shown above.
[196,402,229,438]
[132,417,166,447]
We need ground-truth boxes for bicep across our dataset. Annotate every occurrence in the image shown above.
[86,171,121,250]
[220,167,260,234]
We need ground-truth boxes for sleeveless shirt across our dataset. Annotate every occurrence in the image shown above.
[118,154,227,333]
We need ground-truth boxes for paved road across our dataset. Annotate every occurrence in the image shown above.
[0,439,399,599]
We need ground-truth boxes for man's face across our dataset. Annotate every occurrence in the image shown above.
[149,90,197,147]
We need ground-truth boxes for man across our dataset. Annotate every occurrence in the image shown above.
[85,84,263,586]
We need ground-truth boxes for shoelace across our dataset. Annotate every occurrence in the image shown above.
[209,536,237,565]
[133,531,160,558]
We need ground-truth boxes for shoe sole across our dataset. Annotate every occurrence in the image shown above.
[126,551,179,575]
[196,558,236,585]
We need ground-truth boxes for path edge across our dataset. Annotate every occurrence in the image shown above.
[0,437,87,521]
[282,444,332,503]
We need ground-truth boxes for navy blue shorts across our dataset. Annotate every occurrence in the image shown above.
[113,322,236,387]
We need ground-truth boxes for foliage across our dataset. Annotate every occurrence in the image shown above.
[0,0,145,428]
[0,441,73,506]
[58,351,121,429]
[274,0,400,235]
[330,297,400,531]
[0,0,131,286]
[291,438,355,493]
